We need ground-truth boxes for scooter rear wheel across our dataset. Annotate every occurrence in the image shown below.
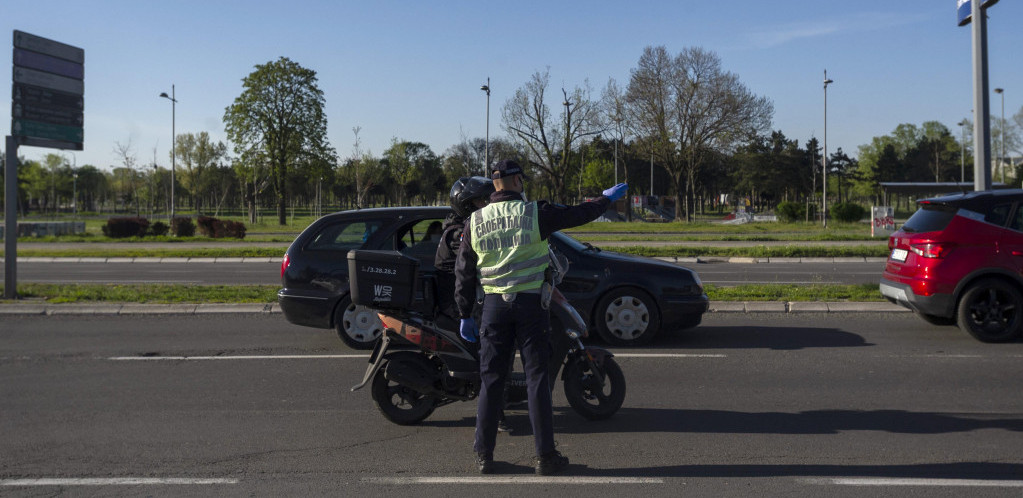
[370,363,436,425]
[563,356,625,420]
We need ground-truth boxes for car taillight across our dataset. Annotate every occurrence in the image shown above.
[888,237,895,250]
[910,242,955,259]
[280,253,290,278]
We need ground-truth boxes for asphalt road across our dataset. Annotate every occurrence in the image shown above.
[2,313,1022,496]
[8,260,886,286]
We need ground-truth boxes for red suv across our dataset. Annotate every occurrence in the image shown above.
[881,189,1023,342]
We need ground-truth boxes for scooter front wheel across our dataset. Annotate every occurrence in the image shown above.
[370,363,436,425]
[563,356,625,420]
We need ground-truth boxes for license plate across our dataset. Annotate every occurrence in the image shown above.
[890,248,908,262]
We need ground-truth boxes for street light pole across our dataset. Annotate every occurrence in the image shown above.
[823,70,834,228]
[958,119,969,183]
[159,85,177,222]
[480,78,490,174]
[995,87,1005,183]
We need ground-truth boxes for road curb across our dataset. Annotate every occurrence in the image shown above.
[0,301,906,315]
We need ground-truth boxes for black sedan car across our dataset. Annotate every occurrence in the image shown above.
[279,206,708,348]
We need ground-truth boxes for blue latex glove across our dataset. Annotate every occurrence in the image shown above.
[459,318,479,343]
[602,183,628,202]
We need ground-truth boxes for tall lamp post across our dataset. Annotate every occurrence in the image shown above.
[67,151,76,217]
[480,78,490,173]
[159,85,177,221]
[823,70,834,228]
[958,119,970,183]
[995,87,1005,182]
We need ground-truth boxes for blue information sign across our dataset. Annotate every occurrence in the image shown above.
[958,0,1000,26]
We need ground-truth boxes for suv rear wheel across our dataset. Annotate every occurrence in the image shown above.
[956,278,1023,343]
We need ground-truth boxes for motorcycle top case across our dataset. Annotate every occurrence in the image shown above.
[347,250,420,309]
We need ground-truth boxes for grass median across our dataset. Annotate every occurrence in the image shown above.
[2,244,888,259]
[0,283,883,304]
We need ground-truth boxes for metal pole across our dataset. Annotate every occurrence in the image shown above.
[972,0,992,191]
[481,78,490,173]
[171,85,176,221]
[823,70,833,228]
[5,136,19,299]
[614,138,618,185]
[996,88,1005,183]
[959,119,967,183]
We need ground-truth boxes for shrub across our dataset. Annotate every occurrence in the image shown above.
[197,216,246,239]
[171,217,195,237]
[102,217,149,238]
[150,221,169,237]
[831,202,867,223]
[775,202,805,223]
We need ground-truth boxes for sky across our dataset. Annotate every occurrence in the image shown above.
[3,0,1021,171]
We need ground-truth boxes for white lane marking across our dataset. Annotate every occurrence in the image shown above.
[801,477,1023,487]
[108,354,370,361]
[107,353,724,361]
[614,353,726,358]
[361,476,663,484]
[1,478,238,486]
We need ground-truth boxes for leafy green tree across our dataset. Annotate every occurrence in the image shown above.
[224,57,336,225]
[174,131,228,214]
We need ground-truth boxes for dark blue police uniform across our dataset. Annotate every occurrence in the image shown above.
[454,189,610,460]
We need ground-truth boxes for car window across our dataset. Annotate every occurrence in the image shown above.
[397,218,446,269]
[985,203,1013,227]
[902,204,957,233]
[1009,205,1023,232]
[306,220,386,251]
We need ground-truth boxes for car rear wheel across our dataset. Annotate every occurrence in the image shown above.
[335,295,384,349]
[956,279,1023,343]
[595,288,661,346]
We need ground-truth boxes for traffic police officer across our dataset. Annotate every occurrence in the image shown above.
[454,159,627,475]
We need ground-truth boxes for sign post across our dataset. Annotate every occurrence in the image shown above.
[5,30,84,299]
[957,0,999,192]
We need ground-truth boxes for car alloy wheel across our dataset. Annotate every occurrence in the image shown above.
[956,278,1023,343]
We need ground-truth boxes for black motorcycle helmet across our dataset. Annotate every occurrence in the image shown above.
[449,176,495,218]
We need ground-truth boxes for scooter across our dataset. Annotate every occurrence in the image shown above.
[348,247,626,425]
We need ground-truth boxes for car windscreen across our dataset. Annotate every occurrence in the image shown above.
[902,203,957,233]
[551,231,587,251]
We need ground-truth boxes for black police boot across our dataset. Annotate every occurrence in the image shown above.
[535,450,569,475]
[475,453,494,474]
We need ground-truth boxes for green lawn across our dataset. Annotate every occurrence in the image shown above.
[1,283,883,304]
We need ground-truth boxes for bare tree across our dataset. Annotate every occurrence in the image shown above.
[502,67,603,203]
[602,77,632,220]
[113,138,142,215]
[627,46,773,221]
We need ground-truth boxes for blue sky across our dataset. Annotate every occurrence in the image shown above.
[3,0,1020,170]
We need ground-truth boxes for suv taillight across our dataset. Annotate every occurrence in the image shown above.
[910,242,955,259]
[280,253,290,278]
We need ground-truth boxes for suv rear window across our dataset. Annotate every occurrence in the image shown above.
[902,204,956,233]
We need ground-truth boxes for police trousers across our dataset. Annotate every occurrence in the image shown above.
[473,292,554,458]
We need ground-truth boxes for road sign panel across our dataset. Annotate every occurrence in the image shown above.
[19,135,82,151]
[13,66,83,95]
[13,101,83,127]
[13,47,84,79]
[13,30,84,64]
[12,118,83,143]
[12,83,84,110]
